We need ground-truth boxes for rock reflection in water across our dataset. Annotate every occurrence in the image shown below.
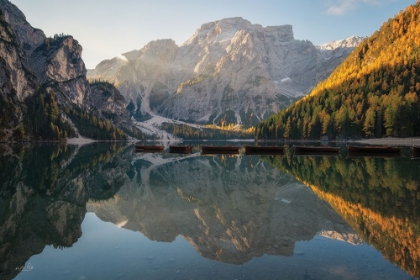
[88,153,361,264]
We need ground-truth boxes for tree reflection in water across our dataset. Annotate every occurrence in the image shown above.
[265,148,420,278]
[0,143,129,280]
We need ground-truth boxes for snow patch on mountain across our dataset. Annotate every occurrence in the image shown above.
[317,35,365,51]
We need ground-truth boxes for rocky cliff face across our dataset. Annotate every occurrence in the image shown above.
[0,0,45,58]
[0,0,136,141]
[30,35,91,107]
[0,1,37,140]
[0,0,88,107]
[89,82,132,130]
[89,18,363,126]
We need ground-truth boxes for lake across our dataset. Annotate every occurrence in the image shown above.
[0,143,418,280]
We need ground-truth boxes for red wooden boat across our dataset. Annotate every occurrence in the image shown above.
[412,146,420,158]
[169,145,193,154]
[347,146,400,155]
[294,146,340,155]
[134,145,164,152]
[244,145,284,155]
[201,145,239,155]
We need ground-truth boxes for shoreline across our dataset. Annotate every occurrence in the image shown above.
[66,137,96,145]
[1,137,420,146]
[257,137,420,146]
[354,137,420,146]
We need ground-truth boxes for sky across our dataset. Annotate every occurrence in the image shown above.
[10,0,416,69]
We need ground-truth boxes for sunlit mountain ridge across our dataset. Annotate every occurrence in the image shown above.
[256,2,420,140]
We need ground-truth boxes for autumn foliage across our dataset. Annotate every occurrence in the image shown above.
[265,151,420,277]
[256,3,420,140]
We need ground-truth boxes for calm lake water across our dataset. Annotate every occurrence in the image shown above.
[0,143,419,280]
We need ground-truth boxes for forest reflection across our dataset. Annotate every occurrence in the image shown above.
[0,143,129,280]
[264,148,420,278]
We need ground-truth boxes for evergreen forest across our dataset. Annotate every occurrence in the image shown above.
[160,122,254,139]
[256,3,420,140]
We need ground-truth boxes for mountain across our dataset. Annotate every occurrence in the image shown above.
[0,0,140,141]
[88,18,362,127]
[255,3,420,140]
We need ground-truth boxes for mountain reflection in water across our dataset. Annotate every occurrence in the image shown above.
[0,143,418,280]
[88,152,360,265]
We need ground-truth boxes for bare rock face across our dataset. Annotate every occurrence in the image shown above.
[30,35,91,107]
[89,18,363,126]
[1,1,91,108]
[89,82,131,129]
[0,1,38,140]
[0,0,136,141]
[0,0,45,57]
[90,39,179,116]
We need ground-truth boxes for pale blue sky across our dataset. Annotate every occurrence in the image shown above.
[10,0,416,69]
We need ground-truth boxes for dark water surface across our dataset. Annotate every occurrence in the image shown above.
[0,143,418,280]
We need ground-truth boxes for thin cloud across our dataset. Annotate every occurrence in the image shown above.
[325,0,382,15]
[116,54,128,62]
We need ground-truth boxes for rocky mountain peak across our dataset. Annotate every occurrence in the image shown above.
[317,35,365,51]
[0,0,45,57]
[187,17,248,42]
[32,36,86,82]
[184,17,294,48]
[139,39,178,64]
[264,24,294,42]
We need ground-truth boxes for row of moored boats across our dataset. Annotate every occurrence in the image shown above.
[134,145,420,157]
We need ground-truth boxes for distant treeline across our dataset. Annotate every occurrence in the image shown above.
[89,79,114,87]
[160,122,254,139]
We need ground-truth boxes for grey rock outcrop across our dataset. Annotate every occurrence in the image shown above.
[0,0,136,141]
[30,35,91,107]
[0,1,38,140]
[89,82,132,130]
[89,18,363,126]
[0,0,45,58]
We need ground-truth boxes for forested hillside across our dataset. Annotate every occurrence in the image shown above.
[256,3,420,140]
